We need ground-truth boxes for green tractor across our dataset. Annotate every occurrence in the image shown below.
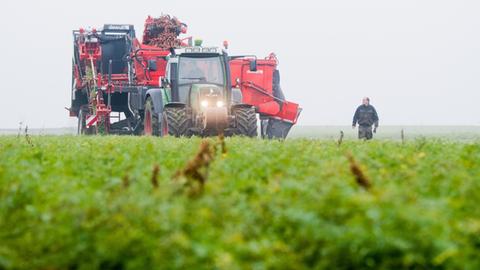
[143,47,257,137]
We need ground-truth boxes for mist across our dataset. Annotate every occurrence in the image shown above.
[1,0,479,128]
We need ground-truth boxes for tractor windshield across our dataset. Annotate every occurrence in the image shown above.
[179,55,224,85]
[178,55,225,102]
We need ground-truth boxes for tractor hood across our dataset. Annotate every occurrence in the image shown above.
[188,83,229,132]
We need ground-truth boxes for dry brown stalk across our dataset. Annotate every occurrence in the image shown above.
[338,130,344,146]
[218,132,227,154]
[122,174,130,188]
[346,153,371,190]
[174,140,215,193]
[151,164,160,189]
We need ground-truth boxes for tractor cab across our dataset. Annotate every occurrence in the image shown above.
[165,47,230,111]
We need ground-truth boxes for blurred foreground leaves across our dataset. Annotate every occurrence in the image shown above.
[0,136,479,269]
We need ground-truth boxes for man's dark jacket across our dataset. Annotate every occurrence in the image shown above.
[352,105,379,127]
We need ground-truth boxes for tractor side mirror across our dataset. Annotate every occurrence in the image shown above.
[148,59,157,71]
[249,59,257,72]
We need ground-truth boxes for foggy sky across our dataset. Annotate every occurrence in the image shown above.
[1,0,479,128]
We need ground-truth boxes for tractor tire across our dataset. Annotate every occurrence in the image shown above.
[232,106,257,137]
[144,97,160,136]
[162,106,192,137]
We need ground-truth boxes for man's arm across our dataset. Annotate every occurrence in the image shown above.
[352,107,359,127]
[372,106,379,127]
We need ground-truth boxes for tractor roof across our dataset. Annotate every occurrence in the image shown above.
[175,46,222,56]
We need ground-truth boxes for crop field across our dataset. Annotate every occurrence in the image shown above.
[1,135,480,269]
[289,126,480,141]
[2,125,480,141]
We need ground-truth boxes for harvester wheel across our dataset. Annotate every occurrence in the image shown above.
[144,97,160,136]
[162,106,191,137]
[232,106,257,137]
[77,109,87,135]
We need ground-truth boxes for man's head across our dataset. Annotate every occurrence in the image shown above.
[362,97,370,106]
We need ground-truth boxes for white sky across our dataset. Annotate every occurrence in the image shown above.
[1,0,479,128]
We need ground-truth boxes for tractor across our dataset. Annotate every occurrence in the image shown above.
[143,46,257,137]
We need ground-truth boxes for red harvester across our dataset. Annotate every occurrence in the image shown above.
[70,15,301,138]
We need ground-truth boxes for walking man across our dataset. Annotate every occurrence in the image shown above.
[352,97,379,140]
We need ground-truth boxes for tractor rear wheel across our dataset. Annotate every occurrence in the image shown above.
[144,97,160,136]
[232,106,257,137]
[78,107,95,135]
[162,106,192,137]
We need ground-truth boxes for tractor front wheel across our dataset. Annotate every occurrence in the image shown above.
[232,106,257,137]
[144,97,160,136]
[162,106,191,137]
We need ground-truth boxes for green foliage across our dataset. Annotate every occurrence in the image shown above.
[0,136,479,269]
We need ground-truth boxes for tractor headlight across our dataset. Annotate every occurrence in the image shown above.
[201,100,209,107]
[216,101,224,107]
